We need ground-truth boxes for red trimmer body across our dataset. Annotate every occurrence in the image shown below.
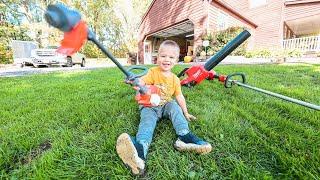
[180,65,226,86]
[180,65,208,85]
[135,85,161,107]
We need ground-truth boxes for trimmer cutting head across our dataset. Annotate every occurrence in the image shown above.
[45,3,88,55]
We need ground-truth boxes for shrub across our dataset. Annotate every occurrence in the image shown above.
[245,49,272,58]
[286,49,302,58]
[81,41,129,58]
[81,42,104,58]
[0,44,13,64]
[197,27,247,57]
[245,49,302,58]
[200,51,206,57]
[0,23,31,64]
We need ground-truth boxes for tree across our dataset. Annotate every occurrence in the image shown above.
[0,22,32,64]
[0,0,153,60]
[113,0,151,53]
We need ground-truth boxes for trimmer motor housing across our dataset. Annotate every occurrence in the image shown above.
[179,65,227,86]
[135,85,161,107]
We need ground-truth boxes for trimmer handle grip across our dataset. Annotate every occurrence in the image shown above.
[126,65,148,78]
[126,66,149,94]
[224,73,246,88]
[129,78,148,94]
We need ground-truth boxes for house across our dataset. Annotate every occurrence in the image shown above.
[138,0,320,64]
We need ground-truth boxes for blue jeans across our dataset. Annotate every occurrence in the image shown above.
[133,100,190,158]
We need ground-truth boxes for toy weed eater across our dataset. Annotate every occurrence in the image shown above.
[178,30,320,111]
[45,3,160,107]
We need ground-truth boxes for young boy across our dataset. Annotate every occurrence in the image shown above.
[116,40,212,175]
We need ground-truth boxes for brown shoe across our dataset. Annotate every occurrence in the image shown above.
[174,132,212,154]
[174,138,212,154]
[116,133,145,175]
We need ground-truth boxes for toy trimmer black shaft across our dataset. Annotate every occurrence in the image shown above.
[44,3,147,93]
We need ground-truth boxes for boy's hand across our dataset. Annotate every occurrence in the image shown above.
[184,113,197,121]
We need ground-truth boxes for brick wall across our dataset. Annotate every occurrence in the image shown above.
[284,1,320,21]
[218,0,284,50]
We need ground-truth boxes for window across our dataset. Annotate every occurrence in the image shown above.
[217,11,228,31]
[249,0,267,8]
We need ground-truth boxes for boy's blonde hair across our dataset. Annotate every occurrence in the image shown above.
[159,40,180,58]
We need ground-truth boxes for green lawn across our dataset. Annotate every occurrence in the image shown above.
[0,64,319,179]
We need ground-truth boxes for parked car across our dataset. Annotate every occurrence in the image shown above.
[30,46,86,67]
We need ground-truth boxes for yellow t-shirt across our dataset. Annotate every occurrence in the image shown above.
[142,67,182,105]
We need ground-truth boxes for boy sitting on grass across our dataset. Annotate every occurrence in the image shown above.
[116,40,212,175]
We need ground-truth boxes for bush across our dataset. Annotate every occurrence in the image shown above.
[0,22,31,64]
[245,49,272,58]
[286,49,302,58]
[81,41,129,58]
[0,44,13,64]
[81,42,104,58]
[112,46,129,58]
[197,27,247,57]
[245,49,302,58]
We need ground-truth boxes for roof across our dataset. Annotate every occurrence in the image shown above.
[149,20,194,38]
[138,0,157,28]
[212,0,257,28]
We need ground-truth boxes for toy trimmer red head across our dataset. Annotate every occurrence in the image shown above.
[45,3,160,106]
[45,4,86,55]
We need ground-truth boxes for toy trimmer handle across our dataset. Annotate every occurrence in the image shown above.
[126,66,148,78]
[45,3,148,93]
[125,66,148,94]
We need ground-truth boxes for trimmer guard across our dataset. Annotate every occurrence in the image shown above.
[57,20,88,55]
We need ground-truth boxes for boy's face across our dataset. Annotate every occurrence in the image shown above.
[157,46,179,72]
